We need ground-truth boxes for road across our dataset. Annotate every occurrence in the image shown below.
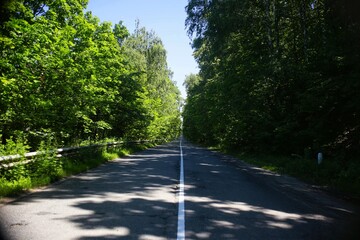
[0,138,359,239]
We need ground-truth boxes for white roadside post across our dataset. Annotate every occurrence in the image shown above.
[317,152,323,165]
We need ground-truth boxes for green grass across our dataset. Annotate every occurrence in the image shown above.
[217,149,360,200]
[0,177,32,197]
[0,141,158,199]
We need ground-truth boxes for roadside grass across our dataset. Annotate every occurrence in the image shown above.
[215,148,360,200]
[0,141,158,199]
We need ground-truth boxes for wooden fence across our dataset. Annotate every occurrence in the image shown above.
[0,140,163,169]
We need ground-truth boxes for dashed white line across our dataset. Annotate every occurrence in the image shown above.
[177,139,185,240]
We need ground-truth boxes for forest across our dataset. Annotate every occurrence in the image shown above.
[0,0,182,153]
[183,0,360,161]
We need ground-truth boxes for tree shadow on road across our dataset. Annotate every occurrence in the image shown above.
[1,142,181,239]
[181,142,360,240]
[1,140,359,240]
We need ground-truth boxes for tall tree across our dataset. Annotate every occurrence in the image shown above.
[123,23,182,140]
[183,0,360,159]
[1,0,181,149]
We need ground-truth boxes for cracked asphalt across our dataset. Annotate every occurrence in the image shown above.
[0,139,359,239]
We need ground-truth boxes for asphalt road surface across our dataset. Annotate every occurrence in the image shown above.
[0,138,359,239]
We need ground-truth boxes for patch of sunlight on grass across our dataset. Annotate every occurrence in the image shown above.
[102,151,119,161]
[262,165,280,172]
[0,177,32,197]
[119,149,131,156]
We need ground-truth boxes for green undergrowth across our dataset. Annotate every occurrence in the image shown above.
[0,141,158,199]
[214,147,360,201]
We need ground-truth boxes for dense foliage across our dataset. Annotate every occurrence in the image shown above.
[0,0,181,151]
[183,0,360,160]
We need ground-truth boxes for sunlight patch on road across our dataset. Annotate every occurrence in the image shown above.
[73,227,130,238]
[184,194,330,230]
[265,221,293,229]
[211,219,245,230]
[100,190,175,203]
[139,234,167,240]
[209,201,329,222]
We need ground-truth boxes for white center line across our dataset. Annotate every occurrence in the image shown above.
[177,139,185,240]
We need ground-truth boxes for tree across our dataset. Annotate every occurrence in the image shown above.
[183,0,360,159]
[123,23,182,140]
[1,0,181,150]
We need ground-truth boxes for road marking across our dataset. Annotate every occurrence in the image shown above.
[177,139,185,240]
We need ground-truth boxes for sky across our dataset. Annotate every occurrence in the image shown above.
[86,0,198,98]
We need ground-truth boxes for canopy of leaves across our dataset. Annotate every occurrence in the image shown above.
[183,0,360,161]
[0,0,181,150]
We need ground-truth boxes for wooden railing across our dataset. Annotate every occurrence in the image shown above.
[0,140,163,169]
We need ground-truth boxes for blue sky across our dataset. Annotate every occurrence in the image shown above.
[86,0,198,98]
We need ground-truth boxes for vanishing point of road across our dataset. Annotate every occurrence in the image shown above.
[0,138,359,239]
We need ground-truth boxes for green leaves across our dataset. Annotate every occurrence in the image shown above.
[0,0,181,150]
[184,0,360,158]
[122,23,182,140]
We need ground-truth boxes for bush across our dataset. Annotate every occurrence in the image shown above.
[0,177,32,197]
[0,133,30,181]
[32,140,62,181]
[0,140,160,198]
